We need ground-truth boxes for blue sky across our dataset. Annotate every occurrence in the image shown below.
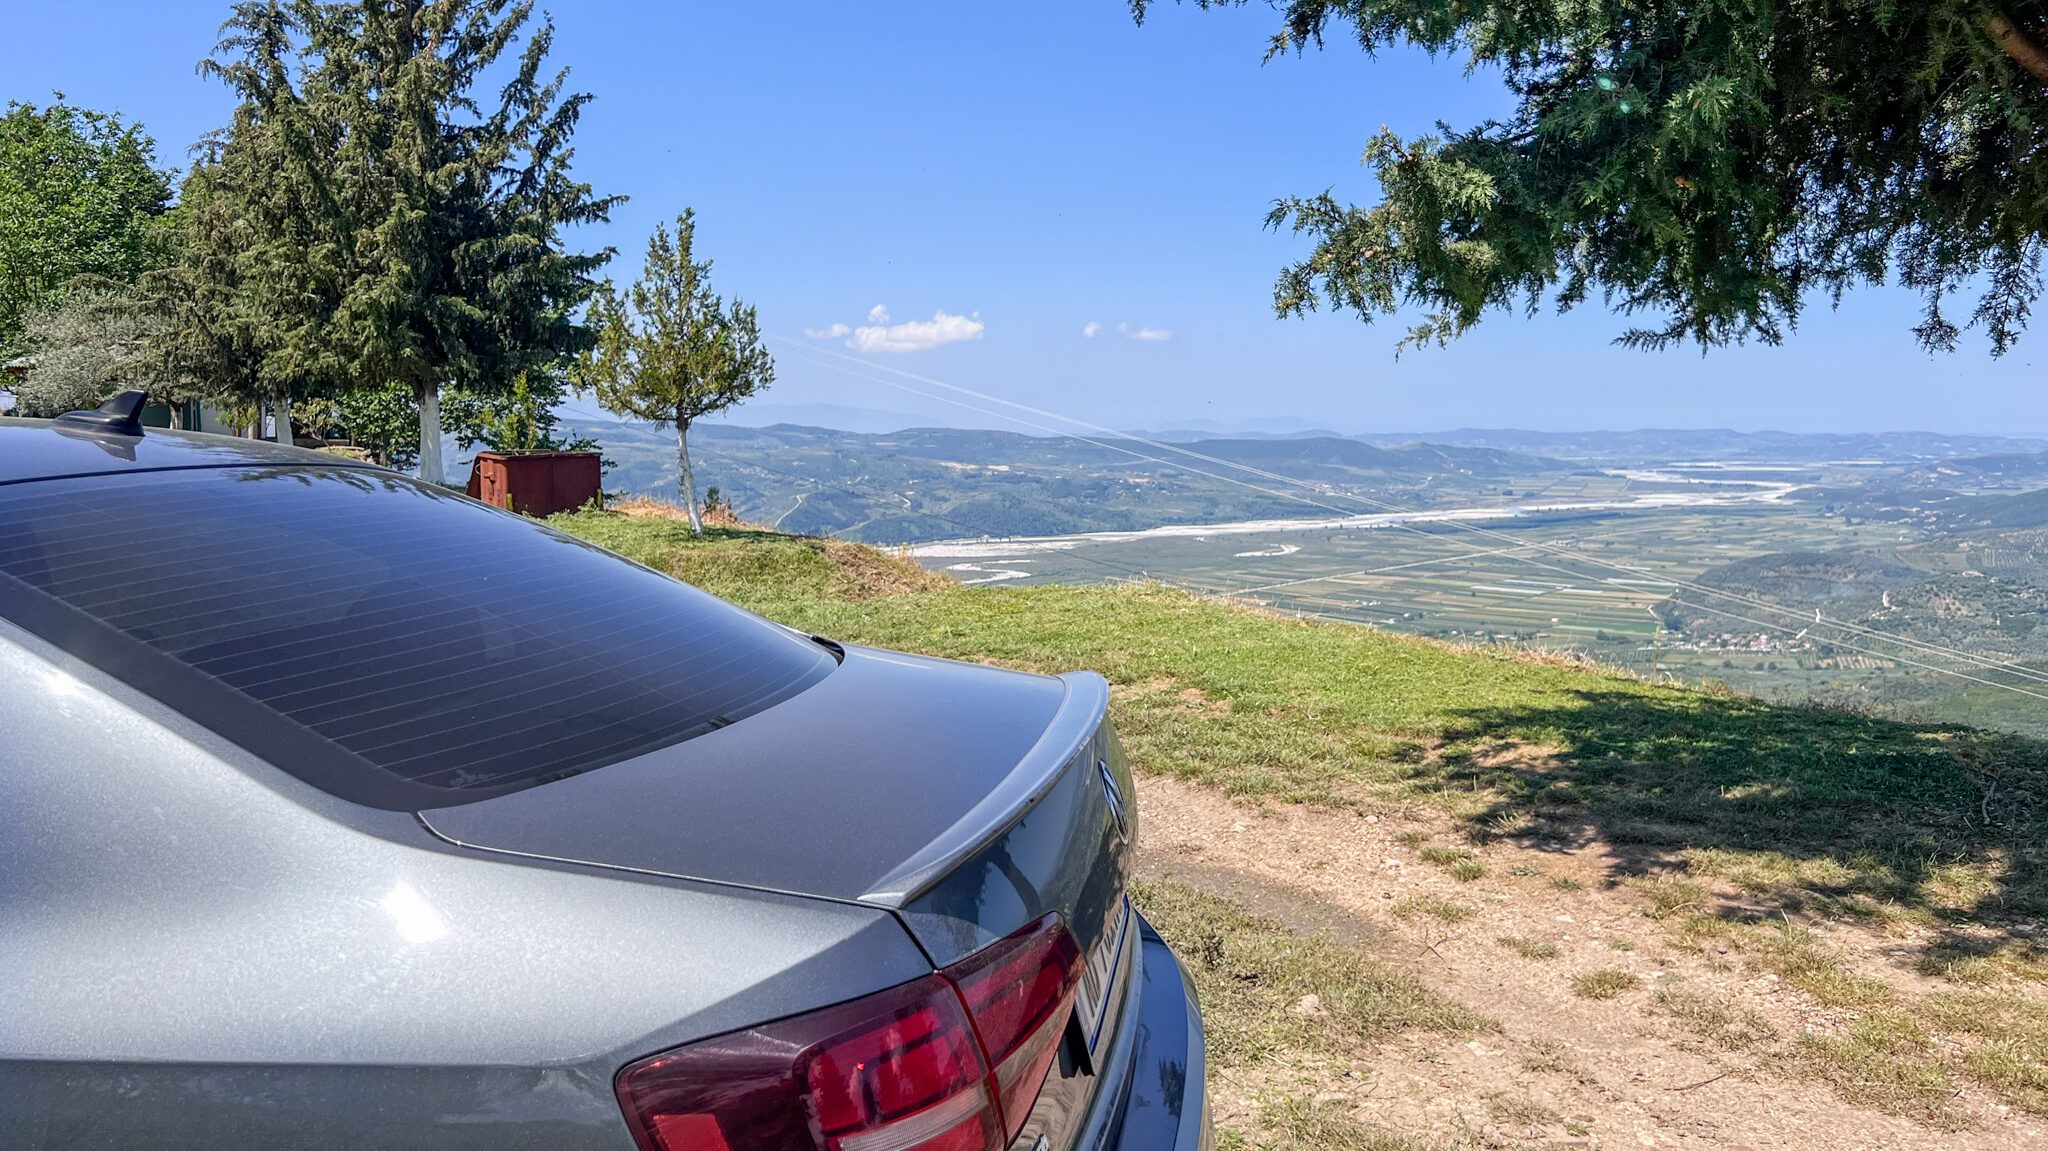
[8,0,2041,435]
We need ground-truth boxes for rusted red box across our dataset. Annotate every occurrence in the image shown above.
[466,450,602,517]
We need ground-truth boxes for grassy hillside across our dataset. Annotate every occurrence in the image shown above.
[559,507,2045,921]
[552,508,2048,1137]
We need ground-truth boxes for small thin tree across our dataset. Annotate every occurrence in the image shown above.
[580,211,772,534]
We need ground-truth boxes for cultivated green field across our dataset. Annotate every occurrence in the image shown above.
[918,503,1930,689]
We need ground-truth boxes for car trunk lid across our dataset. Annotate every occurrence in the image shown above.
[416,644,1119,919]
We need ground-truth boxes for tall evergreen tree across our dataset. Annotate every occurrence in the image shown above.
[149,153,275,432]
[580,211,773,535]
[1135,0,2048,355]
[194,0,618,475]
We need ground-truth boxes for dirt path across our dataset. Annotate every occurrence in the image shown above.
[1134,776,2048,1150]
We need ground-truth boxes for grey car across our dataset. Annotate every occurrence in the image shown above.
[1,395,1207,1151]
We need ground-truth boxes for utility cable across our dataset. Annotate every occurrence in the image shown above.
[771,338,2048,695]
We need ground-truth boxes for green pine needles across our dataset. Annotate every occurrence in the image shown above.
[1138,0,2048,355]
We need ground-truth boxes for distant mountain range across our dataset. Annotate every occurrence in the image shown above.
[1349,428,2048,461]
[691,402,2048,462]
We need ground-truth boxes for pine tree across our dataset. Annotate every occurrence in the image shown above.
[1136,0,2048,355]
[151,142,292,435]
[579,211,774,534]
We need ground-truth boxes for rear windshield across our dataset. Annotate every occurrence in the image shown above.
[0,465,836,809]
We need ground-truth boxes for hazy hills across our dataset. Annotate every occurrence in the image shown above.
[1354,428,2048,462]
[567,419,1574,542]
[564,414,2048,542]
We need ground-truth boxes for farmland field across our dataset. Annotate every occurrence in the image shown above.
[909,477,2048,736]
[917,502,1902,682]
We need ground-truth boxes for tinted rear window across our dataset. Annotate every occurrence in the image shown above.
[0,466,836,809]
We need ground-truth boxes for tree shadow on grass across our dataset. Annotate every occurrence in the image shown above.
[1428,688,2047,938]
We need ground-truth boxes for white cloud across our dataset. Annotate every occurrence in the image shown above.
[867,304,891,324]
[804,323,851,339]
[1118,322,1173,342]
[850,309,985,353]
[1082,321,1101,338]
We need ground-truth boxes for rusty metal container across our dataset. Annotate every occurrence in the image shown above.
[465,450,602,517]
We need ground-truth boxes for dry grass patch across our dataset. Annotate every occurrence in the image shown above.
[1254,1098,1444,1151]
[1495,935,1561,960]
[1630,874,1713,920]
[1916,935,2048,986]
[1657,988,1778,1050]
[1796,1013,1967,1128]
[550,509,952,605]
[1661,910,2048,1121]
[1133,880,1490,1069]
[1921,993,2048,1115]
[1569,968,1642,999]
[1742,922,1896,1008]
[1390,897,1475,925]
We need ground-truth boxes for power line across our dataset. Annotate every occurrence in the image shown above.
[682,443,1163,587]
[565,405,1167,587]
[771,338,2048,697]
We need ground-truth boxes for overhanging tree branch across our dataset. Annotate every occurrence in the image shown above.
[1141,0,2048,355]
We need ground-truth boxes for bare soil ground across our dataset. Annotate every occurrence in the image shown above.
[1134,776,2048,1150]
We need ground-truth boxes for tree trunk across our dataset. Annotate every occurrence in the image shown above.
[167,401,183,431]
[273,396,292,445]
[677,417,704,535]
[1987,13,2048,82]
[418,383,445,486]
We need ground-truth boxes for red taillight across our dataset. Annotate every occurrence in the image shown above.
[947,916,1085,1141]
[617,916,1085,1151]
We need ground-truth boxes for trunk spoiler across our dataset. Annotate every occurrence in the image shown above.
[857,671,1110,907]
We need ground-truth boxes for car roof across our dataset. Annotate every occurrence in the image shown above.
[0,417,389,485]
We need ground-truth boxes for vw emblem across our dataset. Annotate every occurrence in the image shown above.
[1097,758,1129,837]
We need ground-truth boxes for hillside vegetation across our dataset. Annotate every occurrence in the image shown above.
[553,508,2048,1144]
[565,420,1573,540]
